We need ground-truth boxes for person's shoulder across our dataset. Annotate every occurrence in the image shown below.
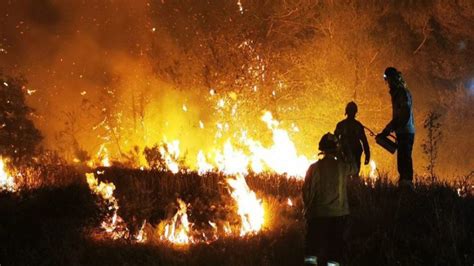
[336,119,346,127]
[306,161,319,176]
[355,120,364,129]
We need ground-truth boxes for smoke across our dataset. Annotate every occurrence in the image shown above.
[0,0,473,177]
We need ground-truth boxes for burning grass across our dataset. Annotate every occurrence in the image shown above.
[0,164,472,265]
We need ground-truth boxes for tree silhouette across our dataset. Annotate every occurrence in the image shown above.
[421,111,442,181]
[0,72,42,161]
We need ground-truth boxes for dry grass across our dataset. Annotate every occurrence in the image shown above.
[0,165,472,265]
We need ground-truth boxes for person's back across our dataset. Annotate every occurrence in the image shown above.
[335,118,365,155]
[302,133,357,266]
[334,102,370,173]
[303,155,352,218]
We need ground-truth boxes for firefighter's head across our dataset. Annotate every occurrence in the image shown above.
[319,133,339,154]
[345,101,358,118]
[384,67,406,90]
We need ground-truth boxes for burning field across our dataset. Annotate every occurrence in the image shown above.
[0,150,473,265]
[1,0,474,265]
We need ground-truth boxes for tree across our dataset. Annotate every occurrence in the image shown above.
[421,111,442,181]
[0,72,42,161]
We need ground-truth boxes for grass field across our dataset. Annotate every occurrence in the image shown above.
[0,166,472,265]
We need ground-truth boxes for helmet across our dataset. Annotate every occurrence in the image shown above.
[345,101,358,117]
[319,133,338,152]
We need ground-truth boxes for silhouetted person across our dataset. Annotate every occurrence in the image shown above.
[378,67,415,188]
[303,133,357,266]
[334,101,370,175]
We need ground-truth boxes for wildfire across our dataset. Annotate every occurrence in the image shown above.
[226,174,265,236]
[287,198,293,207]
[160,198,194,245]
[159,140,181,174]
[361,160,378,180]
[197,111,310,178]
[0,157,15,192]
[157,174,265,245]
[86,172,146,242]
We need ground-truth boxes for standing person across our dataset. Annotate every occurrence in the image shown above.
[334,101,370,175]
[302,133,357,266]
[378,67,415,188]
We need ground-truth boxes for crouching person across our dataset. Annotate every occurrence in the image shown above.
[303,133,357,265]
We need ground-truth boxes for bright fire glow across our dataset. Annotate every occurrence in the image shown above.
[0,157,15,192]
[86,172,146,242]
[287,198,293,207]
[197,111,310,178]
[160,198,194,245]
[226,174,265,236]
[159,140,181,174]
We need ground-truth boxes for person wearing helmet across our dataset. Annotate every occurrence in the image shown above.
[334,101,371,174]
[302,133,358,266]
[378,67,415,188]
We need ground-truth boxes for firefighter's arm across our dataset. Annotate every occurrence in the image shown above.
[302,164,314,206]
[303,164,316,208]
[382,120,394,136]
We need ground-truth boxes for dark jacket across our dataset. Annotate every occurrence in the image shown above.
[334,118,370,160]
[303,156,357,218]
[384,86,415,134]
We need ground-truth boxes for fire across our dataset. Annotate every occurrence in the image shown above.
[242,111,310,177]
[197,111,310,178]
[160,198,194,245]
[0,157,15,192]
[287,198,293,207]
[361,160,378,180]
[88,144,111,167]
[86,172,146,242]
[226,174,265,236]
[197,150,214,175]
[159,140,181,174]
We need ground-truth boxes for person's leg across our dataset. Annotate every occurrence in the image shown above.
[305,218,326,265]
[304,219,317,264]
[406,134,414,181]
[397,134,414,184]
[326,216,346,264]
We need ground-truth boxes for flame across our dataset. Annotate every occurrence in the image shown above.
[369,160,378,180]
[88,144,111,167]
[195,111,310,178]
[86,172,146,242]
[287,198,293,207]
[226,174,264,236]
[214,140,250,176]
[0,157,15,192]
[242,111,310,177]
[361,160,378,180]
[159,140,181,174]
[160,198,194,245]
[197,150,214,175]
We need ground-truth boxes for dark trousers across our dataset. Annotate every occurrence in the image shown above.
[305,216,347,264]
[396,133,414,182]
[343,147,362,175]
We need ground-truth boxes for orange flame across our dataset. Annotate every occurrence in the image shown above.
[0,157,16,192]
[160,198,194,245]
[86,172,146,242]
[226,174,265,236]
